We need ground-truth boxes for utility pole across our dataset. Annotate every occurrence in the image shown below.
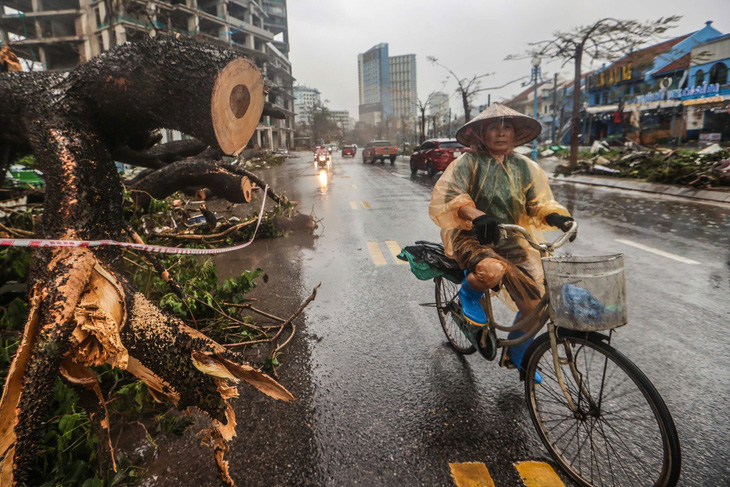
[487,94,491,107]
[531,56,541,161]
[448,107,452,137]
[552,72,558,145]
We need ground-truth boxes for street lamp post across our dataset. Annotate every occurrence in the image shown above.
[530,56,541,161]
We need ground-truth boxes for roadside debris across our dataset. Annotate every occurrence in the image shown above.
[555,140,730,189]
[590,140,610,154]
[699,143,723,155]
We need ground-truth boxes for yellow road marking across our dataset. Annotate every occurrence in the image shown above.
[385,240,408,264]
[514,461,565,487]
[361,201,372,209]
[366,241,387,266]
[349,201,358,209]
[352,184,358,189]
[450,462,495,487]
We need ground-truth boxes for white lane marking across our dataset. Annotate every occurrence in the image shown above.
[615,239,700,265]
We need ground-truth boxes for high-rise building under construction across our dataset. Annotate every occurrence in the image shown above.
[0,0,295,150]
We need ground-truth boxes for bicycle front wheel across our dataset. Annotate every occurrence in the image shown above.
[434,277,475,354]
[525,332,681,487]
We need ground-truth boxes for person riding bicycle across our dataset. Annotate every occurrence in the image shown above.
[428,103,575,371]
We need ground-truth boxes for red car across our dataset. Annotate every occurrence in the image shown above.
[342,145,356,157]
[409,139,469,176]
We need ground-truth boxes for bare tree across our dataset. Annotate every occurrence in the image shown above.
[427,57,528,122]
[508,16,681,167]
[414,96,431,144]
[427,56,492,122]
[304,99,336,144]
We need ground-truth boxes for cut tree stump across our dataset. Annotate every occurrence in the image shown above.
[0,35,293,486]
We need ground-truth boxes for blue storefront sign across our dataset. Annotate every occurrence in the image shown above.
[630,83,720,105]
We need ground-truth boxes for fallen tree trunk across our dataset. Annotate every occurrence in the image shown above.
[0,36,292,486]
[130,157,253,208]
[112,138,209,169]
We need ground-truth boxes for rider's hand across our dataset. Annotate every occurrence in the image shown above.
[546,213,576,242]
[472,215,500,246]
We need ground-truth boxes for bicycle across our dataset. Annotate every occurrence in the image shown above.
[406,223,681,487]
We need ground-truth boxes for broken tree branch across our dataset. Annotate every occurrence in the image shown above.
[223,283,321,349]
[229,166,285,204]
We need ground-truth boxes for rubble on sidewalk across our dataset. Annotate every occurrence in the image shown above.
[554,140,730,189]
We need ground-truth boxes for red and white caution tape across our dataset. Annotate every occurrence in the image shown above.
[0,186,269,255]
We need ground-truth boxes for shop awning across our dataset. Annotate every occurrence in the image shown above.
[585,105,618,114]
[624,100,682,110]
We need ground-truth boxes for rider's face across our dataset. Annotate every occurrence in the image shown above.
[482,120,515,156]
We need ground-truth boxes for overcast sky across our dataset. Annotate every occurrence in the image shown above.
[287,0,728,120]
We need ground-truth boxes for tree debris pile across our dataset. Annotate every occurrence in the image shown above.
[0,35,304,486]
[555,142,730,189]
[1,194,314,485]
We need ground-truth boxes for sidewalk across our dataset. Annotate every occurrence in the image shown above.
[539,157,730,205]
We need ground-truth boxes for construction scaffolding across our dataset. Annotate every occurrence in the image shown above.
[0,0,295,149]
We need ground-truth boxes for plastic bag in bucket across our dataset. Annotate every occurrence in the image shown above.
[542,254,627,331]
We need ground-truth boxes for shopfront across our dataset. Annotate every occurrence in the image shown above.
[684,95,730,142]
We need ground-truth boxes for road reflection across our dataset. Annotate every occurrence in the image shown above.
[318,169,328,188]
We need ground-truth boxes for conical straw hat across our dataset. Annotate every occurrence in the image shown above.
[456,103,542,148]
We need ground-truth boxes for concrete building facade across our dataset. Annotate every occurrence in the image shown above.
[0,0,295,150]
[583,20,725,144]
[262,0,288,57]
[504,75,570,143]
[428,91,449,124]
[685,33,730,140]
[390,53,417,122]
[330,110,350,131]
[293,84,321,125]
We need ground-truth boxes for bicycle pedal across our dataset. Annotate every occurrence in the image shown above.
[499,348,517,369]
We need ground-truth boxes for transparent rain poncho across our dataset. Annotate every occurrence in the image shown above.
[429,150,570,309]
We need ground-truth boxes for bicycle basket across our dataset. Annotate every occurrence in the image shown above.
[541,254,627,331]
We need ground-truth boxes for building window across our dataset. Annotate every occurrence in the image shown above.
[695,70,705,86]
[709,63,728,85]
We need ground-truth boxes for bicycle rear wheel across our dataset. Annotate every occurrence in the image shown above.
[524,331,681,487]
[434,277,475,354]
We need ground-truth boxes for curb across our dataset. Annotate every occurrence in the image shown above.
[548,174,730,204]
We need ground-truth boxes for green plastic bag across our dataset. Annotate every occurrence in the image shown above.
[398,249,454,282]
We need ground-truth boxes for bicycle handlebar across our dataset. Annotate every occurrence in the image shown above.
[500,221,578,252]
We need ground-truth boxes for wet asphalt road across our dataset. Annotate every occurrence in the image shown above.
[147,151,730,487]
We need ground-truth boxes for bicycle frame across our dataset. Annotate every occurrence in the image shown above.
[481,222,577,348]
[481,222,587,414]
